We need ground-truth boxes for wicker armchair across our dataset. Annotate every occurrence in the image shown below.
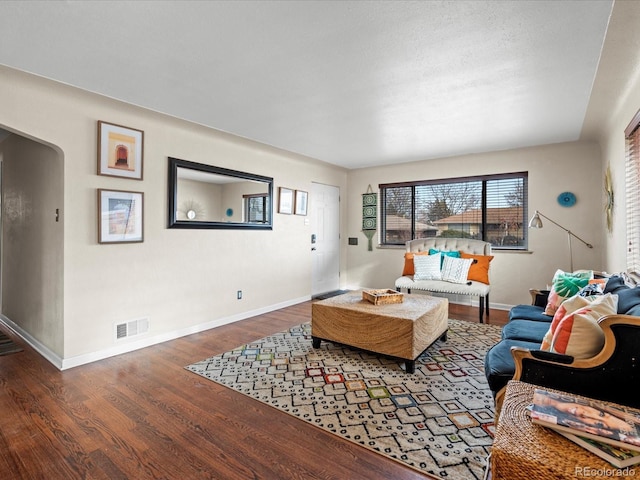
[508,314,640,410]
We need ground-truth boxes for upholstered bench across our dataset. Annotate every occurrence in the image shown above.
[395,238,492,323]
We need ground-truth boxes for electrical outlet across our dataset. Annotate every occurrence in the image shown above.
[237,290,242,300]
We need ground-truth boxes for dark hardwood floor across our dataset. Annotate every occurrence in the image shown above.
[0,301,507,480]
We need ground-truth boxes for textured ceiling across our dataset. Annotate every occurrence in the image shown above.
[0,0,614,169]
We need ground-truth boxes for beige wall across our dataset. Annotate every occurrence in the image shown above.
[176,178,222,221]
[594,2,640,274]
[346,141,603,308]
[0,65,347,367]
[600,101,640,275]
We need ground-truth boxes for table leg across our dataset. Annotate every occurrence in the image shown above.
[312,336,321,348]
[405,359,415,373]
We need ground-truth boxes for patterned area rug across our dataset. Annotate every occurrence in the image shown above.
[186,319,502,480]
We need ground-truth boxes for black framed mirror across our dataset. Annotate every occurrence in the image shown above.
[168,157,273,230]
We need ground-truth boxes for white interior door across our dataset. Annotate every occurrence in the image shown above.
[311,182,340,296]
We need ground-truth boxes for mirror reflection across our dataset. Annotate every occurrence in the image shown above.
[168,157,273,230]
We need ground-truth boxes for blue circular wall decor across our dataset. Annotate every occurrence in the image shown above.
[557,192,576,207]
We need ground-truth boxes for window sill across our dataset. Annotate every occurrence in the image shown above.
[376,244,533,254]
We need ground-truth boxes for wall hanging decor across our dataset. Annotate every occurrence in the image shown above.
[278,187,294,214]
[180,200,205,221]
[98,189,144,244]
[97,121,144,180]
[604,164,614,233]
[294,190,308,216]
[362,185,377,251]
[557,191,576,207]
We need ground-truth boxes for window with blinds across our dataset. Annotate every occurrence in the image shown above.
[380,172,528,249]
[244,194,270,223]
[625,109,640,275]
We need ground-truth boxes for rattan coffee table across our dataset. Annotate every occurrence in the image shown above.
[311,290,448,373]
[492,381,639,479]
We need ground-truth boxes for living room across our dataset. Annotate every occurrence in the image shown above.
[0,0,628,370]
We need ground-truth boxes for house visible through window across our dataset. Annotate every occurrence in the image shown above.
[625,109,640,276]
[380,172,528,249]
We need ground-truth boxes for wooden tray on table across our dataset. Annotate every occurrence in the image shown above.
[362,289,404,305]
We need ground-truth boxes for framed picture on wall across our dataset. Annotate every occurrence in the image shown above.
[98,189,144,244]
[295,190,308,216]
[278,187,294,214]
[97,121,144,180]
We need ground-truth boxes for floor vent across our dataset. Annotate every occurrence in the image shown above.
[115,318,149,340]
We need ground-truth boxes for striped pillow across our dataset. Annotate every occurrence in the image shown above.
[441,255,473,284]
[540,293,616,358]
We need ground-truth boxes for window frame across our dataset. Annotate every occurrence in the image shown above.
[243,193,270,224]
[379,172,528,250]
[625,109,640,276]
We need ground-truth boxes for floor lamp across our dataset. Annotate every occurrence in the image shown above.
[528,210,593,272]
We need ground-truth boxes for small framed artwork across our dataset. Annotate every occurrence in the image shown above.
[294,190,308,216]
[98,189,144,244]
[97,121,144,180]
[278,187,294,214]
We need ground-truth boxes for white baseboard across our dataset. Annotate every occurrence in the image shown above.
[0,314,63,368]
[0,295,311,371]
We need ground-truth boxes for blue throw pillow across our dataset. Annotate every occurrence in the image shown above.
[428,249,460,267]
[616,286,640,314]
[603,276,640,314]
[604,276,628,294]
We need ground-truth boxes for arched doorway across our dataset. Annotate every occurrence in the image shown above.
[0,127,64,357]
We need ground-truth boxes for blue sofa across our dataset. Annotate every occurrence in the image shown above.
[485,275,640,409]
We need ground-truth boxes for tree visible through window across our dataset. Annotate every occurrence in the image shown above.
[380,172,528,249]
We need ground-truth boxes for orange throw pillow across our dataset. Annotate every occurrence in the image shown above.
[401,251,430,276]
[460,253,494,284]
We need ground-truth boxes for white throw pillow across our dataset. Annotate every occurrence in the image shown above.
[413,253,442,280]
[441,255,473,284]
